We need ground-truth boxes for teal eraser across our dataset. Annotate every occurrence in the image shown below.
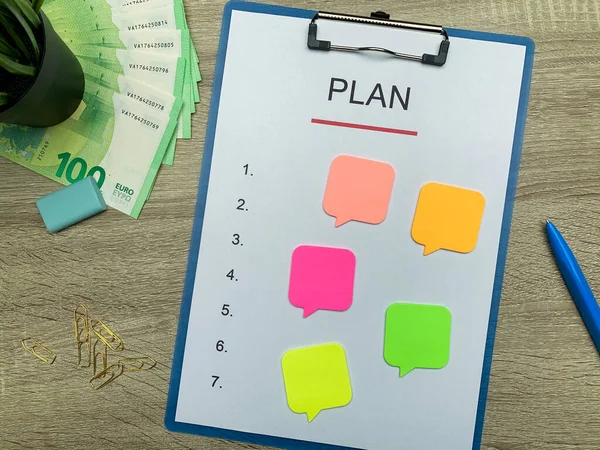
[36,177,107,232]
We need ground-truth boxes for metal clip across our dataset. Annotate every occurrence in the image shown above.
[22,338,56,365]
[90,362,124,390]
[91,319,124,351]
[307,11,450,66]
[74,304,92,367]
[118,357,157,372]
[93,339,108,376]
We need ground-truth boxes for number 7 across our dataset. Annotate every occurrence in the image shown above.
[211,375,220,387]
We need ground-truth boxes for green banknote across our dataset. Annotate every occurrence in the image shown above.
[43,0,114,30]
[118,29,192,138]
[47,0,200,165]
[113,0,201,88]
[63,29,192,139]
[115,76,182,200]
[116,50,185,165]
[57,4,197,114]
[0,88,181,218]
[113,3,201,105]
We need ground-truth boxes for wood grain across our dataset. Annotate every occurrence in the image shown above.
[1,0,599,448]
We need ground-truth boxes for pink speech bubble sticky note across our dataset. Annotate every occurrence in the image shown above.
[289,245,356,318]
[323,155,396,227]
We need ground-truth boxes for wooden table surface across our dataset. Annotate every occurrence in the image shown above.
[1,0,599,448]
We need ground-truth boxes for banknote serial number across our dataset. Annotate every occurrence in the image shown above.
[121,109,160,130]
[37,140,50,161]
[126,91,165,111]
[133,42,175,49]
[121,0,150,6]
[127,21,169,31]
[128,64,169,73]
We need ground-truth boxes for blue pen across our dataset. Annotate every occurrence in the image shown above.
[546,221,600,352]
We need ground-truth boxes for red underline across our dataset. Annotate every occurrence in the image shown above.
[311,118,418,136]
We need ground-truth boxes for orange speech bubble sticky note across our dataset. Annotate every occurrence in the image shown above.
[412,182,485,256]
[323,155,395,227]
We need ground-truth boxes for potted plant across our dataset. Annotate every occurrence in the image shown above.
[0,0,84,127]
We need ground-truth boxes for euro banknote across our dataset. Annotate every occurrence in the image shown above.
[0,89,181,217]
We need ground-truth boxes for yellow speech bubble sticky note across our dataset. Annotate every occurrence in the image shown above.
[411,182,485,256]
[281,343,352,422]
[323,155,395,227]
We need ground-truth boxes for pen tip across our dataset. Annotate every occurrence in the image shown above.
[546,219,550,224]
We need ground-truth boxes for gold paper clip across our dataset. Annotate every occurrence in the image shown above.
[93,339,108,376]
[90,362,124,390]
[91,319,124,351]
[74,304,91,367]
[22,338,56,365]
[118,357,157,372]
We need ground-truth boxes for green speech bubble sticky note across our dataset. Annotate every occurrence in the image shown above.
[384,303,452,377]
[281,343,352,422]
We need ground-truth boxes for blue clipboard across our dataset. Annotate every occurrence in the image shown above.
[165,2,535,449]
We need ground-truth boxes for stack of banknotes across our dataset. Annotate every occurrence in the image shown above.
[0,0,201,218]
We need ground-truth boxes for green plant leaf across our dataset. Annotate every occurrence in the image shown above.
[0,53,36,75]
[0,34,20,59]
[0,14,33,62]
[0,92,9,106]
[12,0,41,28]
[31,0,44,14]
[2,0,40,62]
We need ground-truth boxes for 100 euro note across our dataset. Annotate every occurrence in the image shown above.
[117,50,185,164]
[47,0,200,165]
[55,8,195,164]
[0,86,181,218]
[112,0,201,100]
[51,0,201,97]
[65,40,188,165]
[118,29,192,138]
[67,29,193,140]
[116,74,182,199]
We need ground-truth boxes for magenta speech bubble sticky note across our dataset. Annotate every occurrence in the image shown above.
[289,245,356,318]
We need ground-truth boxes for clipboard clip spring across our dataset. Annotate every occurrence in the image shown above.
[308,11,450,66]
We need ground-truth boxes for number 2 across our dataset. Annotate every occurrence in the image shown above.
[237,199,246,211]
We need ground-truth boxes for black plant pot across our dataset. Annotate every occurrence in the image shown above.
[0,11,85,128]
